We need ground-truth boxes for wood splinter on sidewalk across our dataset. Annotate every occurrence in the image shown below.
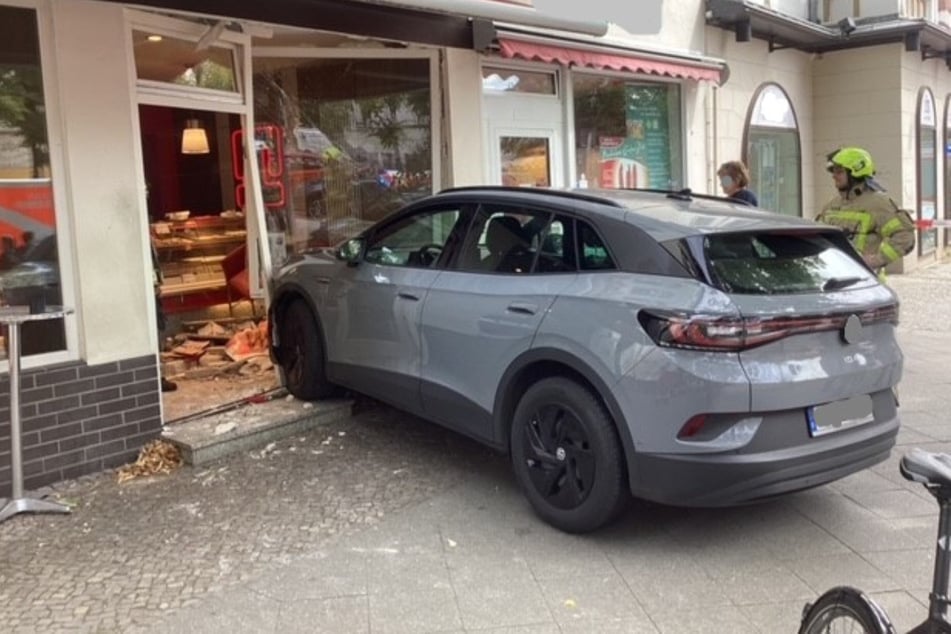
[116,439,183,483]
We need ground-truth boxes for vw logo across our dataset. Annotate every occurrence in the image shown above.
[842,314,862,344]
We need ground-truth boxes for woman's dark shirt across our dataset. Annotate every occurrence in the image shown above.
[730,188,758,206]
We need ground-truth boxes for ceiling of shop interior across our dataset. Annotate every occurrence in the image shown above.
[134,21,396,83]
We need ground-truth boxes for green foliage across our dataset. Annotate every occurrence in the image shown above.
[0,66,49,177]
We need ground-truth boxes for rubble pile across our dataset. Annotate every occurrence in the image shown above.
[116,439,183,483]
[161,318,273,381]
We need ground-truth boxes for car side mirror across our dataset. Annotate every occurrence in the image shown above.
[336,238,365,266]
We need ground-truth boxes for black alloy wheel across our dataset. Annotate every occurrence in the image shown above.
[510,377,627,533]
[522,403,596,510]
[280,299,334,400]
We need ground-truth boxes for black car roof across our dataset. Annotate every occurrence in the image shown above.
[435,186,817,240]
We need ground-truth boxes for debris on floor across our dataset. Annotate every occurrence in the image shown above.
[161,318,272,381]
[116,439,183,483]
[225,320,270,362]
[160,318,281,423]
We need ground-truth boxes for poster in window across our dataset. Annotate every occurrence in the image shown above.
[597,85,670,189]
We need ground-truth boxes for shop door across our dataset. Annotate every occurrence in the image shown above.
[483,88,565,188]
[129,11,276,422]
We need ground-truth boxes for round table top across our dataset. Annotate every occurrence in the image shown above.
[0,306,73,324]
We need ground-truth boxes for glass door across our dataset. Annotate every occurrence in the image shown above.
[498,134,553,187]
[489,128,561,188]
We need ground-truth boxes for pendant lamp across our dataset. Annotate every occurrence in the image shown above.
[181,118,210,154]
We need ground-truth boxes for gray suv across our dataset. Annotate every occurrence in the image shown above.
[268,187,902,533]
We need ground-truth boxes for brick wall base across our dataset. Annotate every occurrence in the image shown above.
[0,354,162,492]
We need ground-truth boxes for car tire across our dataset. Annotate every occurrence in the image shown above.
[510,377,628,533]
[279,299,335,400]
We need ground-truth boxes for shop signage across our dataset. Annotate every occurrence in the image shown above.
[231,125,286,210]
[597,85,671,189]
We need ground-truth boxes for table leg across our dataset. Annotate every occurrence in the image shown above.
[0,320,70,522]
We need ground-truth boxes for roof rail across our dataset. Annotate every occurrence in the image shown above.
[436,185,624,208]
[628,187,734,204]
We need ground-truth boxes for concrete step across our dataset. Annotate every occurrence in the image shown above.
[161,395,354,466]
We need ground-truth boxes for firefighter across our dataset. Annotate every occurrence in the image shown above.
[817,147,915,272]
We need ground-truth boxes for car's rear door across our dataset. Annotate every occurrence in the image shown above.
[419,203,577,442]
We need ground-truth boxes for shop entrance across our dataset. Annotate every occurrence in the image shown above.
[130,12,276,422]
[482,66,565,188]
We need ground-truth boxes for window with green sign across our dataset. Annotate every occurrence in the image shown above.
[572,76,682,191]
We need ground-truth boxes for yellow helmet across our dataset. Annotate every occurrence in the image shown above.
[827,147,875,179]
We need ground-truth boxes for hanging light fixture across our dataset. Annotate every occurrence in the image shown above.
[181,118,210,154]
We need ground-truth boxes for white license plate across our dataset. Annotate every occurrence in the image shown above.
[807,395,875,438]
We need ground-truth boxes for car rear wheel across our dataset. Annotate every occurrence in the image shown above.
[510,377,628,533]
[279,299,335,400]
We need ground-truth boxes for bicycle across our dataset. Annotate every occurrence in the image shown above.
[799,448,951,633]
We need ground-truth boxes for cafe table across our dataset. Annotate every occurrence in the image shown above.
[0,305,74,523]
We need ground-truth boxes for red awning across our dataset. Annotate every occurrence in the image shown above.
[498,38,724,84]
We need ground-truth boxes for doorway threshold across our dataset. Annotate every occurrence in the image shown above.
[161,393,354,466]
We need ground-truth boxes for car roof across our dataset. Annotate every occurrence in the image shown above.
[435,187,817,241]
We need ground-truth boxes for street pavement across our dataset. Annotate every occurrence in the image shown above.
[2,260,951,633]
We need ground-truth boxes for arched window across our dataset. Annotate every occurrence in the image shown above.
[743,83,802,216]
[918,88,937,255]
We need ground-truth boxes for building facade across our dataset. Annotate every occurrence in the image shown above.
[0,0,948,491]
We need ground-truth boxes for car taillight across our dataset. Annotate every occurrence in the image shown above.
[639,303,899,352]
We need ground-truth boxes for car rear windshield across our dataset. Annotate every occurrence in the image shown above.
[703,231,877,295]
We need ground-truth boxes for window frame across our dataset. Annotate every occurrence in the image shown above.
[0,0,80,369]
[481,63,560,97]
[944,93,951,248]
[569,70,687,192]
[741,82,803,217]
[917,86,938,256]
[252,45,441,207]
[126,11,247,110]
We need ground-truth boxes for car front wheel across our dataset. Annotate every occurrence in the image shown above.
[279,299,335,400]
[510,377,628,533]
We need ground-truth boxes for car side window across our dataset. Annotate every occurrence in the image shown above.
[534,217,577,273]
[364,207,463,268]
[578,221,616,271]
[455,205,552,274]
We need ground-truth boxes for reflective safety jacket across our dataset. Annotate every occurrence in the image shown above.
[817,186,915,270]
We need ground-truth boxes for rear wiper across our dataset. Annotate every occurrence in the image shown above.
[822,276,864,291]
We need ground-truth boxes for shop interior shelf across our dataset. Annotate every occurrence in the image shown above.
[152,214,248,311]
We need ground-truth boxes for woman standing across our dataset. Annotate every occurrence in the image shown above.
[717,161,758,206]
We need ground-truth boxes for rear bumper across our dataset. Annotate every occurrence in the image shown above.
[629,412,899,507]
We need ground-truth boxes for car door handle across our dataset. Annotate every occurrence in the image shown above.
[397,291,421,301]
[506,302,538,316]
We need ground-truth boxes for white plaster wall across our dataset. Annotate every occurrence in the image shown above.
[811,46,902,222]
[624,0,707,53]
[443,48,486,186]
[50,0,153,363]
[705,28,816,213]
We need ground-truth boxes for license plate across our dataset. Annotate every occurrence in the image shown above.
[807,395,875,438]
